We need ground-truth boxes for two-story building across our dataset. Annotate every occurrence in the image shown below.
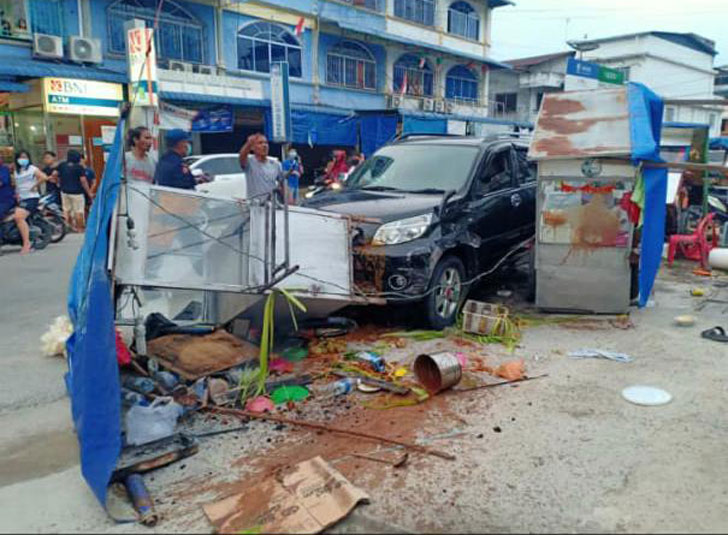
[0,0,525,177]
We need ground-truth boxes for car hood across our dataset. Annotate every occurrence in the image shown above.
[304,189,443,223]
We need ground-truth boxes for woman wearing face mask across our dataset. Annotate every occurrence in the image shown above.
[13,150,48,254]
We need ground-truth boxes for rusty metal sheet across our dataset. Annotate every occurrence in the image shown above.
[528,88,631,160]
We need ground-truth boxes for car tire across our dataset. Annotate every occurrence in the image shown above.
[425,256,466,329]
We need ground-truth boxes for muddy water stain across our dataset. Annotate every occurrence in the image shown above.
[0,428,79,487]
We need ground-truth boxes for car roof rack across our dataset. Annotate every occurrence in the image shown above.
[395,132,466,141]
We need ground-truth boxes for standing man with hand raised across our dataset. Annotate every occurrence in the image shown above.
[238,133,285,200]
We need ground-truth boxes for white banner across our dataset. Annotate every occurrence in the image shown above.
[159,101,196,131]
[127,27,158,107]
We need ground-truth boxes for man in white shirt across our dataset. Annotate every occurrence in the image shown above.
[124,126,157,183]
[238,133,285,200]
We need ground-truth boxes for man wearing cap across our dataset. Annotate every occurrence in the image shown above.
[154,129,196,189]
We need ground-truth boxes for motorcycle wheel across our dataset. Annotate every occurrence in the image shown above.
[47,213,67,243]
[31,219,53,250]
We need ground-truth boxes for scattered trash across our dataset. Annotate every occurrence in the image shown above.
[568,349,634,363]
[269,358,295,374]
[332,370,410,395]
[121,373,156,394]
[116,329,132,366]
[124,397,184,446]
[245,396,274,414]
[494,360,526,381]
[453,374,548,394]
[455,352,468,367]
[203,456,369,534]
[708,248,728,271]
[621,385,673,406]
[123,473,159,526]
[208,378,231,405]
[113,433,198,482]
[691,287,706,297]
[40,315,73,358]
[152,370,180,390]
[349,351,386,373]
[461,301,512,336]
[351,451,409,468]
[394,367,408,378]
[356,381,381,393]
[701,326,728,343]
[693,268,712,277]
[673,315,696,327]
[414,352,463,393]
[281,346,308,362]
[311,378,355,399]
[270,385,310,405]
[382,330,446,341]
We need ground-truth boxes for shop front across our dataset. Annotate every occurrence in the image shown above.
[8,76,124,179]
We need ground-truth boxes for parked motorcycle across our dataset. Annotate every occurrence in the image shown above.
[38,193,67,243]
[0,206,53,251]
[303,171,344,199]
[683,194,728,234]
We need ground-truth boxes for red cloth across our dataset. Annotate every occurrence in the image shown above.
[325,151,349,182]
[619,192,641,224]
[115,329,132,366]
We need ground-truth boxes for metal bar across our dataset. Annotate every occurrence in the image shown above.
[263,199,270,286]
[662,99,728,106]
[271,194,276,283]
[283,183,290,270]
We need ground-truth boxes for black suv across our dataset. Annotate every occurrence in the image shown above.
[304,135,536,328]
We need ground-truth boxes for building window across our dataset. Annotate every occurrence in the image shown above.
[665,105,676,123]
[447,1,478,41]
[326,41,376,90]
[393,54,433,97]
[445,65,478,102]
[393,0,435,26]
[0,0,64,39]
[341,0,384,12]
[237,21,302,78]
[494,92,517,113]
[535,91,545,111]
[108,0,204,63]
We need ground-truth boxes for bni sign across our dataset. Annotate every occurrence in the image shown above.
[43,78,124,117]
[565,58,624,91]
[270,62,291,142]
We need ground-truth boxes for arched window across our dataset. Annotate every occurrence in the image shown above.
[446,65,478,102]
[393,54,433,97]
[448,1,479,41]
[326,41,376,90]
[237,21,302,78]
[107,0,204,63]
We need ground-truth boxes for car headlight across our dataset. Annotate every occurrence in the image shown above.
[372,213,433,245]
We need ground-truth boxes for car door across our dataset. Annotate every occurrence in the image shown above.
[511,146,538,240]
[466,144,519,266]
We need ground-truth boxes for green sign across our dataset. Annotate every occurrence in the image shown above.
[598,66,625,85]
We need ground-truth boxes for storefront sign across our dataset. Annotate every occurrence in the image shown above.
[270,62,291,142]
[128,27,159,107]
[43,78,124,117]
[193,106,233,133]
[565,58,624,91]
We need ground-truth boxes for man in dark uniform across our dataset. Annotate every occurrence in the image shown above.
[154,129,196,189]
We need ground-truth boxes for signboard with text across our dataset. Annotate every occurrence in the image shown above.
[565,58,625,91]
[270,62,291,142]
[43,78,123,117]
[128,27,159,107]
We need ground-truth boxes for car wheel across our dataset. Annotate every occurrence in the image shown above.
[425,256,466,329]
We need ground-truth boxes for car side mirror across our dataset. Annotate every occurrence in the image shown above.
[191,168,204,178]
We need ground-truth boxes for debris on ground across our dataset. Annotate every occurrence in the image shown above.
[494,360,526,381]
[414,352,463,393]
[202,456,369,534]
[40,315,73,358]
[673,315,696,327]
[568,349,634,363]
[621,385,673,406]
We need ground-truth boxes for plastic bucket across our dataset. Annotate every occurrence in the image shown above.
[414,352,462,393]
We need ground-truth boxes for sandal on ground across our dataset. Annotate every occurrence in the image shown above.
[701,326,728,343]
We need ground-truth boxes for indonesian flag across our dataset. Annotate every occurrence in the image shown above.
[400,72,408,95]
[418,56,426,69]
[294,17,305,37]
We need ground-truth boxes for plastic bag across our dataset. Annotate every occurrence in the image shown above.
[124,397,183,446]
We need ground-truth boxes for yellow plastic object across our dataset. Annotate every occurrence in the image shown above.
[394,367,408,378]
[691,288,706,297]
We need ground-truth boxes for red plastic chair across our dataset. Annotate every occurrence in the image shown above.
[667,213,717,269]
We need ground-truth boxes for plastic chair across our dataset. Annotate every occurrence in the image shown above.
[667,213,717,270]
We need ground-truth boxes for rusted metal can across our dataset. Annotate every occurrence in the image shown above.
[414,352,462,393]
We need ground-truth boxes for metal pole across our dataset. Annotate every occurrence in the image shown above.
[270,192,277,281]
[283,182,290,270]
[263,200,269,286]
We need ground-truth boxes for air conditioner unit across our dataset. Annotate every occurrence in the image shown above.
[68,36,102,64]
[388,95,403,109]
[434,99,446,113]
[33,33,63,60]
[445,101,455,114]
[168,60,193,73]
[421,98,435,112]
[195,65,214,75]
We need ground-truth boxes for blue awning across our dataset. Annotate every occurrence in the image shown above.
[160,91,269,108]
[0,80,29,92]
[710,137,728,150]
[0,59,126,84]
[663,121,710,130]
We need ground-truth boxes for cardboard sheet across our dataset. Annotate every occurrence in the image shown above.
[203,456,369,534]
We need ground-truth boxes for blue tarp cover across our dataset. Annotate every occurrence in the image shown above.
[402,116,447,135]
[627,83,667,307]
[709,137,728,150]
[360,115,397,156]
[66,119,125,506]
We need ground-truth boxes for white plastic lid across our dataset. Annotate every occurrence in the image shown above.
[622,385,673,406]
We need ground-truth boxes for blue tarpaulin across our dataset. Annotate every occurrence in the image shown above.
[263,110,358,146]
[401,116,447,135]
[627,83,667,307]
[360,115,397,157]
[709,137,728,150]
[66,118,125,506]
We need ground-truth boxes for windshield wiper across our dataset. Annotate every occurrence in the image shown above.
[405,188,446,194]
[360,185,400,191]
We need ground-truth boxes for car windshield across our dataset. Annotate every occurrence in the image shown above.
[184,156,201,166]
[347,144,480,193]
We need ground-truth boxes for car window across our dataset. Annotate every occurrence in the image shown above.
[515,148,536,185]
[198,157,242,177]
[473,148,514,196]
[346,144,480,193]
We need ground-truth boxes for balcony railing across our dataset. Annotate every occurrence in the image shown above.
[339,0,385,12]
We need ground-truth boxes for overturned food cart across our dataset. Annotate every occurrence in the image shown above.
[528,84,668,313]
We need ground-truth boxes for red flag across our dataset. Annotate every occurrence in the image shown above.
[400,71,408,95]
[294,17,305,37]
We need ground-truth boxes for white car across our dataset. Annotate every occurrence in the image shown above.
[185,154,247,199]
